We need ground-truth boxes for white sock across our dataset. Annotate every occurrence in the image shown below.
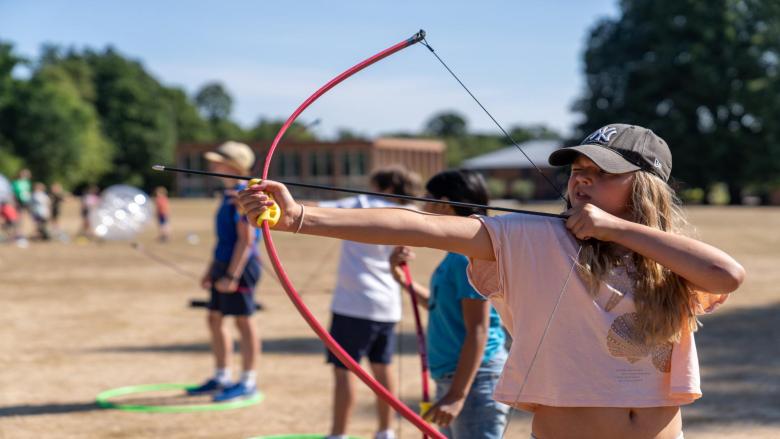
[214,368,231,384]
[326,436,348,439]
[241,370,257,387]
[375,430,396,439]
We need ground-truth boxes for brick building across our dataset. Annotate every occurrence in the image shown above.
[175,137,446,198]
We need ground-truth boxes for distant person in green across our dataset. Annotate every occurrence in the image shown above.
[12,169,32,234]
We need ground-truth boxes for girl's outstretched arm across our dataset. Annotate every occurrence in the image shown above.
[238,180,496,261]
[566,203,746,294]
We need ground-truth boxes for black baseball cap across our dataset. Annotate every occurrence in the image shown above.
[548,124,672,181]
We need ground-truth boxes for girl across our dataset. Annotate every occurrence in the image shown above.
[389,170,509,438]
[238,124,744,439]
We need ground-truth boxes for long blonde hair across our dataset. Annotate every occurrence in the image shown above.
[576,171,698,344]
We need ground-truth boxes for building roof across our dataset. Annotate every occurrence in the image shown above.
[374,137,446,152]
[461,139,561,170]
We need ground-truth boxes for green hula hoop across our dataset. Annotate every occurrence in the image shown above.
[247,436,362,439]
[96,383,263,413]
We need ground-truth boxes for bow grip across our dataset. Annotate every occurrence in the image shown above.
[420,401,432,417]
[248,178,281,227]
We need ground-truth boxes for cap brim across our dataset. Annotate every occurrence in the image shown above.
[548,144,641,174]
[203,151,226,164]
[204,151,250,172]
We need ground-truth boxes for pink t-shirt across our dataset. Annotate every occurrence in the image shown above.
[467,213,727,412]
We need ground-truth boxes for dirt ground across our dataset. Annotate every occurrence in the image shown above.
[1,198,778,439]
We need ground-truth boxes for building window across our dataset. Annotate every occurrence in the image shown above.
[275,152,302,177]
[185,152,206,178]
[342,151,351,176]
[289,153,301,176]
[355,152,366,175]
[310,151,333,176]
[341,151,366,176]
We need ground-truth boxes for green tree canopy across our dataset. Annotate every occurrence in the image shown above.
[424,111,468,138]
[10,64,112,186]
[84,47,178,188]
[165,87,212,143]
[247,118,317,142]
[0,41,25,177]
[574,0,780,202]
[195,82,233,122]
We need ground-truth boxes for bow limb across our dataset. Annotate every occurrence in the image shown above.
[260,31,443,439]
[400,262,431,439]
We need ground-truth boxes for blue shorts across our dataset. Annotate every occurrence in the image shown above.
[326,313,396,368]
[158,214,168,225]
[208,257,260,316]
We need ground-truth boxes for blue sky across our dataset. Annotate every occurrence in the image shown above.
[1,0,618,139]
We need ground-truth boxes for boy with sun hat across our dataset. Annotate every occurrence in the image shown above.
[188,141,263,402]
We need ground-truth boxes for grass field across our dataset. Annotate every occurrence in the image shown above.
[1,198,778,438]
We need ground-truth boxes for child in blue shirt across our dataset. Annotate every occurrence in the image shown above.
[188,141,262,402]
[389,170,509,439]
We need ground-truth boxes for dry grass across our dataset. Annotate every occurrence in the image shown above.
[0,199,778,438]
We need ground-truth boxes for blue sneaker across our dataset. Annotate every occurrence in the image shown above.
[187,378,229,395]
[213,381,257,402]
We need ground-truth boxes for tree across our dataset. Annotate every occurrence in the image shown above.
[10,65,112,187]
[195,82,233,122]
[574,0,780,203]
[165,87,212,142]
[334,128,367,141]
[85,47,178,188]
[424,111,468,138]
[0,41,25,178]
[509,124,561,143]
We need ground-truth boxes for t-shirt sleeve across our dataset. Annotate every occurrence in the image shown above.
[451,254,486,301]
[466,214,514,300]
[692,288,729,315]
[466,213,574,302]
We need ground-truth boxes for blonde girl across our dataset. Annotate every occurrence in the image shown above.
[238,124,744,439]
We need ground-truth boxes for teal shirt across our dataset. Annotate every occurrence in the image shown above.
[12,179,31,204]
[427,252,506,379]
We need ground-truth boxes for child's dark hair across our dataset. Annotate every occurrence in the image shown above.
[370,165,422,201]
[425,169,490,217]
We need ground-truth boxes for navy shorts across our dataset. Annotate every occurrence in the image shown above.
[208,257,260,316]
[326,313,396,368]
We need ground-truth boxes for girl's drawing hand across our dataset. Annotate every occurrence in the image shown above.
[564,203,625,242]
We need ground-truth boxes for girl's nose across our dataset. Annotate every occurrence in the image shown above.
[574,172,592,185]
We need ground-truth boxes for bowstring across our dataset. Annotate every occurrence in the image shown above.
[419,38,566,203]
[418,36,584,438]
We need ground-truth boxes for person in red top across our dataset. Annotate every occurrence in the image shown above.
[1,201,20,242]
[154,186,171,243]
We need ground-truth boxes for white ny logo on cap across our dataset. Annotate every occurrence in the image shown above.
[584,126,618,145]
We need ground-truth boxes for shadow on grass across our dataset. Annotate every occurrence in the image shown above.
[0,401,100,418]
[684,302,780,426]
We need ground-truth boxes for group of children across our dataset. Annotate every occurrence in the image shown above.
[232,123,744,439]
[0,168,173,245]
[1,169,66,243]
[191,141,512,438]
[0,124,748,438]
